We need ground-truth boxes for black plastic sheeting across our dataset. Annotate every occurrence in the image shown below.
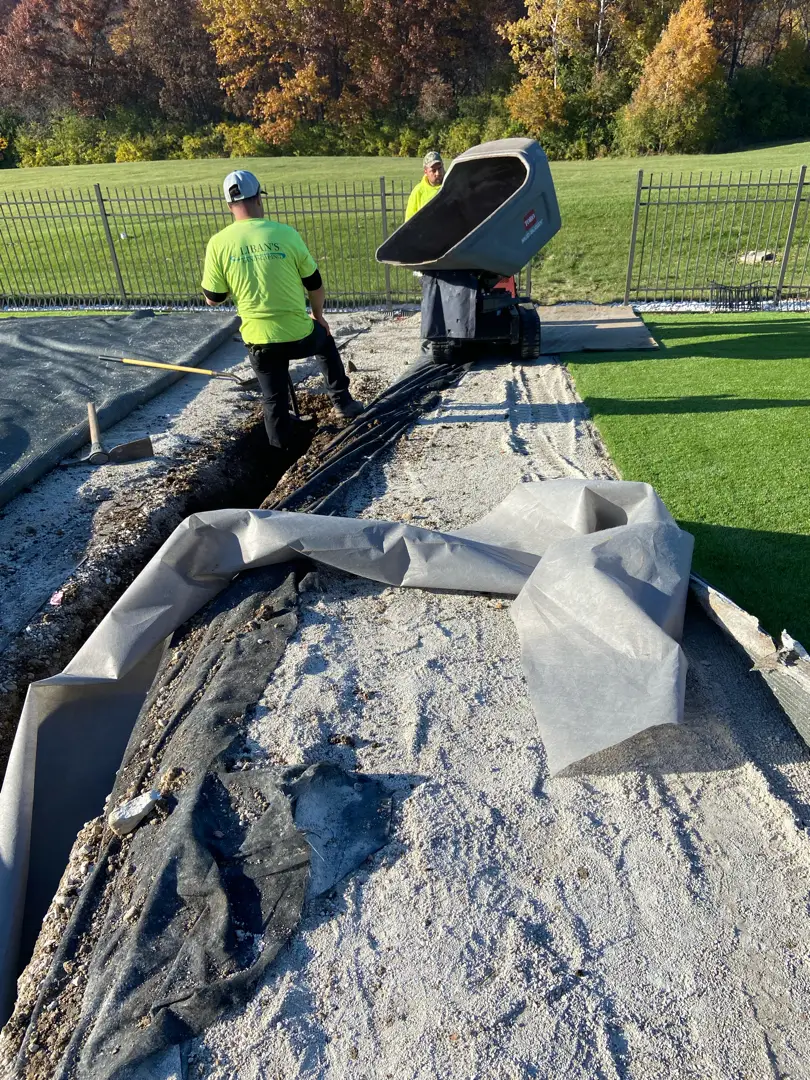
[272,352,472,514]
[0,310,237,508]
[6,564,391,1079]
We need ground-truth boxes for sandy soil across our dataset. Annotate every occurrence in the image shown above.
[184,349,810,1079]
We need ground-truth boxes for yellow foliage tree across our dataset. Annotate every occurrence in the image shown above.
[505,76,566,140]
[255,64,330,144]
[504,0,629,85]
[501,0,633,147]
[619,0,721,152]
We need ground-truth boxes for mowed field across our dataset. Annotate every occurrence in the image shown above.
[2,140,810,302]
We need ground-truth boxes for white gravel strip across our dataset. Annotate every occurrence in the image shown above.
[632,300,810,313]
[188,334,810,1079]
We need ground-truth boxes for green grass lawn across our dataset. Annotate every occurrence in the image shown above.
[567,312,810,642]
[3,140,810,303]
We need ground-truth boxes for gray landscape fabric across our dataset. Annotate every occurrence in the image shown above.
[0,478,693,1021]
[0,310,238,508]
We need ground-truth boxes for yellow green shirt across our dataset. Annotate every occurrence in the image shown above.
[202,218,318,344]
[405,176,442,221]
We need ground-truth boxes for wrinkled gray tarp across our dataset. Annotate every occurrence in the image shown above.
[0,478,693,1020]
[0,310,238,507]
[2,565,391,1080]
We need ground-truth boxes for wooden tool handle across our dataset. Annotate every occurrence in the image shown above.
[87,402,102,445]
[86,402,109,464]
[100,355,218,377]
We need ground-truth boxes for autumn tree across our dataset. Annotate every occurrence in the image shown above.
[618,0,722,152]
[201,0,518,145]
[200,0,349,140]
[501,0,642,152]
[0,0,130,116]
[110,0,222,123]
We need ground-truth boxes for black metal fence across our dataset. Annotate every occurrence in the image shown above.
[0,178,532,311]
[625,167,810,305]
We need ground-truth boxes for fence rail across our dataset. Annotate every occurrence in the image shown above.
[625,167,810,305]
[0,178,532,311]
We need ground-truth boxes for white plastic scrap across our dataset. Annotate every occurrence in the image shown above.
[107,790,161,836]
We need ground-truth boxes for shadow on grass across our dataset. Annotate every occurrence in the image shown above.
[585,393,810,415]
[681,519,810,646]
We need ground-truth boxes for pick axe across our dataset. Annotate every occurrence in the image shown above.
[79,402,154,465]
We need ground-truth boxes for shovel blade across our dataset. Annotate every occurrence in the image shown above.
[107,436,154,463]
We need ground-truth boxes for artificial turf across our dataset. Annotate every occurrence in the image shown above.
[566,312,810,643]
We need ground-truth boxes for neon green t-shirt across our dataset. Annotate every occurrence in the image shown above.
[202,218,318,344]
[405,176,441,221]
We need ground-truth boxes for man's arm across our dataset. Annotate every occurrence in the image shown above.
[201,238,229,306]
[405,184,420,221]
[203,288,229,307]
[302,268,330,335]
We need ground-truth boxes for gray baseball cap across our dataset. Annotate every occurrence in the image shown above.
[223,170,267,203]
[423,151,443,168]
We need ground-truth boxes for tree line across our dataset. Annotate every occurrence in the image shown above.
[1,0,810,167]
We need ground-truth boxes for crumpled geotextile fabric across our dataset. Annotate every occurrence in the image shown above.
[2,565,391,1079]
[0,478,693,1030]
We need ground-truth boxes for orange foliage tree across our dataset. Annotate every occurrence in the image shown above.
[201,0,518,145]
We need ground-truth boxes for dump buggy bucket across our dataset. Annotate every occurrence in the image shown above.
[376,139,561,363]
[376,138,561,278]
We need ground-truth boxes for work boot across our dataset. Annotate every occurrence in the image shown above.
[280,415,317,455]
[333,396,364,420]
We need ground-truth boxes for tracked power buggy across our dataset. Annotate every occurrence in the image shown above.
[376,138,561,363]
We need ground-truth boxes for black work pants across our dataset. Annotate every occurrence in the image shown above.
[247,322,350,449]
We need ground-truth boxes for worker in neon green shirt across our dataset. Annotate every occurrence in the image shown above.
[405,151,445,220]
[202,169,362,452]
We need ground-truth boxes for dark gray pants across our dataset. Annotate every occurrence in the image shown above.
[247,322,350,449]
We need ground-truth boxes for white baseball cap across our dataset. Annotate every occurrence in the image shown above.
[223,170,267,203]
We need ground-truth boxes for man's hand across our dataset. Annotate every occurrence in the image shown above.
[313,312,331,336]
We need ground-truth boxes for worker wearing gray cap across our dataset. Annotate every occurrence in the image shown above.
[405,151,445,220]
[202,169,363,452]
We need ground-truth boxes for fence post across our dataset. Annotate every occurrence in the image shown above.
[624,170,644,305]
[94,184,127,305]
[775,165,806,304]
[525,259,532,299]
[379,176,392,306]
